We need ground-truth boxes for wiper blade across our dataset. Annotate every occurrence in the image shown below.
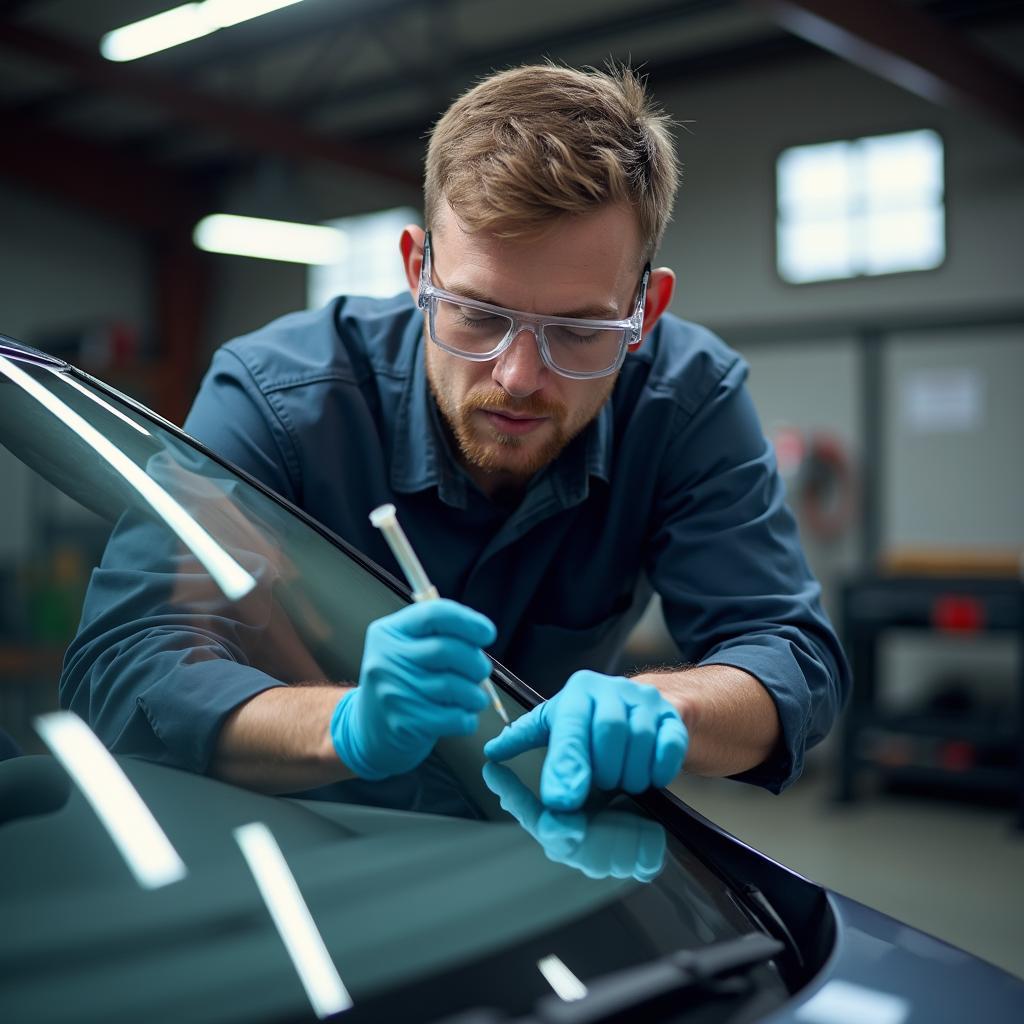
[533,932,784,1024]
[430,932,784,1024]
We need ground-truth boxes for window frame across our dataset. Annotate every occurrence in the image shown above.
[772,126,947,287]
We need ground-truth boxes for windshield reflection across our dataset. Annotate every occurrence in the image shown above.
[483,761,667,883]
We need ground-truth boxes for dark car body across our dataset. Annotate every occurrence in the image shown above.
[1,335,1021,1023]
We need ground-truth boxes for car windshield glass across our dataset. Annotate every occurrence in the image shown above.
[0,346,789,1023]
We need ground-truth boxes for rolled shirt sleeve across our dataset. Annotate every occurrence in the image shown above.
[58,303,388,774]
[60,345,318,770]
[647,357,850,792]
[60,511,289,771]
[60,331,319,765]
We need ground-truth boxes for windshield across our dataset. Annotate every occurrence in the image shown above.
[0,341,789,1023]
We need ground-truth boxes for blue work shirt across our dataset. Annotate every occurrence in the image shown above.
[182,294,847,791]
[63,293,848,794]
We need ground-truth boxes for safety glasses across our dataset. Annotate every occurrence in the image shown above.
[417,232,650,380]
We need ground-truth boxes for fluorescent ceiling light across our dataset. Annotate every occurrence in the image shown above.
[194,214,348,265]
[101,0,305,62]
[537,954,588,1001]
[235,822,353,1018]
[51,371,152,437]
[0,354,257,602]
[35,712,187,890]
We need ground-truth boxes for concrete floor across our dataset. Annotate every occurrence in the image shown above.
[670,764,1024,981]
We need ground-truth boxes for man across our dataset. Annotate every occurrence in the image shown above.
[65,64,849,811]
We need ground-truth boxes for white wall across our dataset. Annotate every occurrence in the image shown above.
[644,51,1024,557]
[656,53,1024,327]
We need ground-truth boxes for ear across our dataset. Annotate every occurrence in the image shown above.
[629,267,676,349]
[399,224,426,299]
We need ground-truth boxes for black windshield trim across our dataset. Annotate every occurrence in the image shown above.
[0,336,68,369]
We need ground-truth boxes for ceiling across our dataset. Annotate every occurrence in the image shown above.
[2,0,1023,230]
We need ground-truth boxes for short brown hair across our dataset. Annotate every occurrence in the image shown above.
[424,63,680,261]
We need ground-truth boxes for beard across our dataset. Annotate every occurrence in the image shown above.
[429,377,609,485]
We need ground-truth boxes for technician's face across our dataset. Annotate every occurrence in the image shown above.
[408,203,648,499]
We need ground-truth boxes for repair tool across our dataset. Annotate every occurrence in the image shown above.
[370,502,510,725]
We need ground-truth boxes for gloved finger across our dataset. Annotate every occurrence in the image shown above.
[483,704,552,762]
[398,700,479,739]
[434,676,491,713]
[620,694,660,794]
[540,685,594,812]
[384,599,496,646]
[399,635,492,683]
[608,821,640,879]
[651,713,688,789]
[634,818,668,882]
[394,664,491,711]
[373,672,488,715]
[590,689,628,791]
[536,810,588,861]
[482,762,544,837]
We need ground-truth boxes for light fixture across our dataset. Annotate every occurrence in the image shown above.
[194,214,348,265]
[537,954,588,1001]
[235,822,354,1018]
[101,0,306,62]
[35,712,187,890]
[0,355,257,602]
[52,371,151,436]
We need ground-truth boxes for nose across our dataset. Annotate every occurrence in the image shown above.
[492,327,547,398]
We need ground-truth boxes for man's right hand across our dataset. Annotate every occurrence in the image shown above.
[330,599,497,780]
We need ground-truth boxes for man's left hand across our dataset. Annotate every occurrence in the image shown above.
[483,670,688,811]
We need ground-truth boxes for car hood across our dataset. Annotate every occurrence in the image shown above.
[763,889,1024,1023]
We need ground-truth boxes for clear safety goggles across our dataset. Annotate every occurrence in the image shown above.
[417,232,650,380]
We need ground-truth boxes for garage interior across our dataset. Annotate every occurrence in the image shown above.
[0,0,1022,983]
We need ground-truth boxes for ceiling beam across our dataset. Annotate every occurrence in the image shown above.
[302,0,733,119]
[344,34,813,147]
[751,0,1024,140]
[0,19,420,186]
[0,107,206,230]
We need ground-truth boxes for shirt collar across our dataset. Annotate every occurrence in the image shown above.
[390,321,614,511]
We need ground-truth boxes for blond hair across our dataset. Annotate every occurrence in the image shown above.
[424,63,679,261]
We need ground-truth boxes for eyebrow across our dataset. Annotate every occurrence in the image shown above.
[444,281,622,321]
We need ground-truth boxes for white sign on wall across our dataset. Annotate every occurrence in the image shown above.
[901,367,984,434]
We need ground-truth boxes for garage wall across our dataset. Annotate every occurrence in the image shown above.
[0,184,151,344]
[201,163,419,355]
[1,48,1021,569]
[656,50,1024,327]
[883,327,1024,551]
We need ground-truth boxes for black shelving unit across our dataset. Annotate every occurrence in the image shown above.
[837,574,1024,827]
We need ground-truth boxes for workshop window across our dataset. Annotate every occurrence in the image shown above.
[776,129,944,284]
[308,206,420,308]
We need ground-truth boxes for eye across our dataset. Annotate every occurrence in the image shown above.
[549,325,601,344]
[455,307,498,326]
[564,327,600,342]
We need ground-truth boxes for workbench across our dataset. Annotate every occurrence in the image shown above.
[836,573,1024,827]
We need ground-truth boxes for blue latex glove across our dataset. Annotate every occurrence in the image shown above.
[331,599,496,780]
[483,762,667,882]
[483,670,688,811]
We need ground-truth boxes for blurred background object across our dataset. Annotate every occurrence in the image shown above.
[1,0,1022,979]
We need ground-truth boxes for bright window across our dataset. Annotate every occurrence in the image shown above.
[776,129,944,284]
[308,206,420,309]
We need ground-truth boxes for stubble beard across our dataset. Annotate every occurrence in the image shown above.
[428,373,612,485]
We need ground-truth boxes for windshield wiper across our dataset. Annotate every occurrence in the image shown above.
[430,932,784,1024]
